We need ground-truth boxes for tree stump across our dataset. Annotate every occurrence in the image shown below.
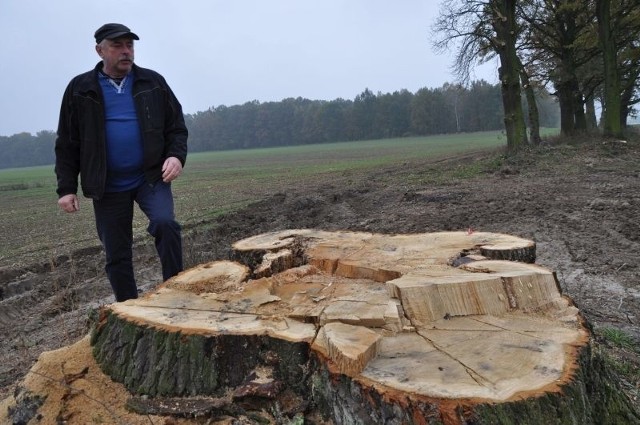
[91,229,639,424]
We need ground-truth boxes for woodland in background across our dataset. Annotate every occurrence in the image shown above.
[183,80,559,152]
[0,80,559,170]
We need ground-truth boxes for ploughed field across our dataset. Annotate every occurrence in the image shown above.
[1,134,639,417]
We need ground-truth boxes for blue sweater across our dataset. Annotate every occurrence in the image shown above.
[99,73,145,192]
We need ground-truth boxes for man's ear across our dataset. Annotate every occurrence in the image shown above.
[95,44,103,58]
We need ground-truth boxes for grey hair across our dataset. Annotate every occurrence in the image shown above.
[97,38,135,48]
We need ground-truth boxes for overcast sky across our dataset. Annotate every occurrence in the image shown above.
[0,0,498,136]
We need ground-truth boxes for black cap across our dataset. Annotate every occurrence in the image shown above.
[94,23,139,44]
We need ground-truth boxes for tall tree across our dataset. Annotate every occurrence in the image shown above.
[491,0,529,149]
[523,0,594,136]
[517,55,542,144]
[596,0,623,137]
[433,0,528,151]
[608,0,640,129]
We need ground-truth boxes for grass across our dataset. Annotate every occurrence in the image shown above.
[596,327,640,401]
[599,327,637,350]
[0,130,549,268]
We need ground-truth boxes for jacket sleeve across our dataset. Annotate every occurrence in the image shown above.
[54,81,81,197]
[161,77,188,167]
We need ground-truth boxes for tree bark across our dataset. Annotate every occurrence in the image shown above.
[620,65,640,129]
[557,82,577,136]
[585,94,598,130]
[518,60,541,145]
[88,229,639,424]
[491,0,528,151]
[548,0,586,137]
[596,0,624,138]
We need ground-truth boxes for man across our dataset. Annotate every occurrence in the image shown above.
[55,23,188,302]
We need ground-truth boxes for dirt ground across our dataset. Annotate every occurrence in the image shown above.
[1,135,639,422]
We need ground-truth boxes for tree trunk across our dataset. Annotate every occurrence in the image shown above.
[596,0,624,138]
[620,66,639,129]
[518,61,541,145]
[573,84,588,131]
[556,83,576,136]
[87,229,639,424]
[585,94,598,130]
[491,0,528,151]
[550,1,585,137]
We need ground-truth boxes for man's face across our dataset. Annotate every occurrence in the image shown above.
[96,37,135,77]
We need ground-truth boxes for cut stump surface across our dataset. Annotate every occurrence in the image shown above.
[91,229,593,422]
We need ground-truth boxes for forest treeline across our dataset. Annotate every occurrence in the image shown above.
[0,80,559,170]
[185,81,557,152]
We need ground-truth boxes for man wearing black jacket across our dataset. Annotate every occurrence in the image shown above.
[55,23,188,302]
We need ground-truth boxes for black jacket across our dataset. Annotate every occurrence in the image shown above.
[55,62,188,199]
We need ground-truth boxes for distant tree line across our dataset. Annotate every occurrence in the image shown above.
[185,80,558,153]
[0,131,57,169]
[0,80,559,169]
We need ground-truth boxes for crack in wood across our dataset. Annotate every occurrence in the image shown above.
[130,304,283,319]
[471,316,571,342]
[417,331,494,388]
[400,298,494,388]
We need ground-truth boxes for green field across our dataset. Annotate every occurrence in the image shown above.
[0,131,519,268]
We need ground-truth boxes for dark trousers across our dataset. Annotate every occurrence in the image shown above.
[93,181,183,302]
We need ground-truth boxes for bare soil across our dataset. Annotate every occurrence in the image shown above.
[1,136,639,420]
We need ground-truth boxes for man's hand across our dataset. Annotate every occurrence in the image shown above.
[162,157,183,183]
[58,194,79,213]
